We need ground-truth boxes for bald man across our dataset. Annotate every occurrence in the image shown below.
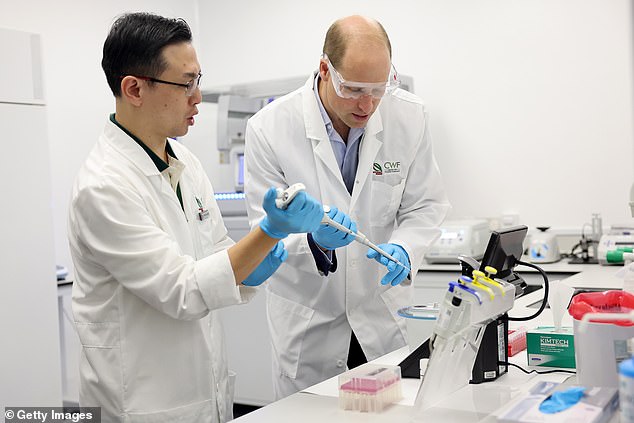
[244,15,451,398]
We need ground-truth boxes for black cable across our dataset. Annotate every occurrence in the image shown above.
[505,361,576,375]
[568,241,582,256]
[507,259,549,321]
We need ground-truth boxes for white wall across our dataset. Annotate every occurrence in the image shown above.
[194,0,634,235]
[0,0,199,277]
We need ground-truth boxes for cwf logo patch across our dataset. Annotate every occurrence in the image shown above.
[373,161,401,175]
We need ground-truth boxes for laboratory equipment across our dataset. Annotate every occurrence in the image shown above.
[507,326,527,356]
[529,227,561,264]
[591,213,603,259]
[412,266,516,410]
[570,291,634,388]
[598,227,634,265]
[424,219,490,264]
[479,225,530,297]
[412,226,533,411]
[569,213,603,264]
[398,304,440,351]
[338,364,402,412]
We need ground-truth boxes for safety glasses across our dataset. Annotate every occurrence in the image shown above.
[323,54,400,100]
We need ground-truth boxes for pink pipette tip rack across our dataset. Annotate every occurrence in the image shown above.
[338,364,403,412]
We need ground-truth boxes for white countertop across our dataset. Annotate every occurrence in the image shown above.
[233,265,623,422]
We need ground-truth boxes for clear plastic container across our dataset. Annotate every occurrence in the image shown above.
[338,364,402,412]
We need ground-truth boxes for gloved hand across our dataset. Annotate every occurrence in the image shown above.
[242,241,288,286]
[312,206,357,250]
[259,187,324,239]
[367,243,411,286]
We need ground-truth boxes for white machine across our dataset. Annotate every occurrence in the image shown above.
[595,223,634,265]
[528,227,561,264]
[425,219,490,264]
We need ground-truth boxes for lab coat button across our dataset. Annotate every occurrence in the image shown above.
[351,259,357,267]
[337,359,345,368]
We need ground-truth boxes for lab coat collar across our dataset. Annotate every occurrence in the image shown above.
[302,74,329,142]
[301,74,347,192]
[103,117,163,177]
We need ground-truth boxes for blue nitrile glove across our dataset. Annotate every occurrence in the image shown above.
[259,187,324,239]
[367,243,411,286]
[312,206,357,250]
[538,387,586,414]
[243,241,288,286]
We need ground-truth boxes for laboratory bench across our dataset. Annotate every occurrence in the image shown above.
[233,264,623,422]
[56,262,624,417]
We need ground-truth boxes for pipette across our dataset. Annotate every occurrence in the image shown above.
[274,183,410,273]
[322,205,410,272]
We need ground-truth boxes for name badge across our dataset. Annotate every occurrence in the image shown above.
[198,209,210,221]
[195,196,210,221]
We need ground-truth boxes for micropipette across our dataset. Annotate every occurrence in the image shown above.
[322,205,410,272]
[274,183,410,273]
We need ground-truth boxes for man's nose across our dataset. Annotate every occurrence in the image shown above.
[357,95,374,113]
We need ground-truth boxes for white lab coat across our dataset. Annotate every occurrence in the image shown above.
[68,118,256,422]
[244,75,451,397]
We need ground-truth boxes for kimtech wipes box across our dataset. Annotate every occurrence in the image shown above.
[526,326,575,368]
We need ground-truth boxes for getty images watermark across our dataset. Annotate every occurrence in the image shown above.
[4,407,100,422]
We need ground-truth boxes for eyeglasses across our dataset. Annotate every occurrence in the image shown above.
[323,54,400,100]
[124,72,202,97]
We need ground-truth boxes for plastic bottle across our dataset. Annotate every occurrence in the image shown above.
[623,256,634,294]
[620,358,634,423]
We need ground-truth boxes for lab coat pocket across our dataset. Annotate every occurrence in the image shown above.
[197,217,216,256]
[125,398,213,422]
[75,322,122,412]
[370,177,406,226]
[266,292,315,379]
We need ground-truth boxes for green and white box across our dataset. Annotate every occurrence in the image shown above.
[526,326,575,368]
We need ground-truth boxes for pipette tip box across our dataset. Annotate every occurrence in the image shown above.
[338,364,402,412]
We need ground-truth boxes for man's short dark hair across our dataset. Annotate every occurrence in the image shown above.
[102,12,192,97]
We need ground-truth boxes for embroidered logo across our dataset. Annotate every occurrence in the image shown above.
[372,163,383,175]
[383,161,401,174]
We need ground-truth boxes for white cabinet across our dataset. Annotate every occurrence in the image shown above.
[0,27,61,406]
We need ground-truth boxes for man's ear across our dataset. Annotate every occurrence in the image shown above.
[120,76,143,107]
[319,59,329,81]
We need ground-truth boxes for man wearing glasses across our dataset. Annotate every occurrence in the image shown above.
[244,15,451,398]
[68,12,324,422]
